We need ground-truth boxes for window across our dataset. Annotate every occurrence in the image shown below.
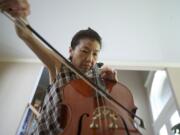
[171,111,180,135]
[146,70,179,135]
[150,70,172,120]
[159,125,168,135]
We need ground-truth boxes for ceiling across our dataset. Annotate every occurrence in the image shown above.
[0,0,180,67]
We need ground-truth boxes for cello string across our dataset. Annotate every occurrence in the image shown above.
[99,88,109,130]
[92,66,104,131]
[93,65,109,130]
[95,87,103,130]
[100,84,109,129]
[1,11,145,129]
[93,65,108,131]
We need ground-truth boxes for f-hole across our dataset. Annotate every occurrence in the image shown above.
[77,113,89,135]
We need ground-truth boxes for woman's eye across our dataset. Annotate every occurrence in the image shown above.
[93,53,98,56]
[81,50,88,53]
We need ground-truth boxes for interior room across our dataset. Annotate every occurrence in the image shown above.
[0,0,180,135]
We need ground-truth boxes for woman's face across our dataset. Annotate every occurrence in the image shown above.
[69,38,101,73]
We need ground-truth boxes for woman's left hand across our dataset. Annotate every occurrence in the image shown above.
[100,66,118,82]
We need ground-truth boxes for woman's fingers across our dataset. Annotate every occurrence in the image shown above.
[100,66,117,81]
[0,0,30,17]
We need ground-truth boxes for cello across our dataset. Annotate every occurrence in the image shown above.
[58,64,143,135]
[1,11,145,135]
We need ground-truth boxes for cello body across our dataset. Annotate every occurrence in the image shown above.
[58,79,142,135]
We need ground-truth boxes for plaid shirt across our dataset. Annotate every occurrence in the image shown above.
[31,64,141,135]
[32,64,94,135]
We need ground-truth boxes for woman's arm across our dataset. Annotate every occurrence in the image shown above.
[15,25,62,83]
[1,0,62,83]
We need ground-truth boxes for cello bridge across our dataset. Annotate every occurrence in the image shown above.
[90,106,119,129]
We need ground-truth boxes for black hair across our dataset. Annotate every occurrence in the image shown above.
[70,27,102,49]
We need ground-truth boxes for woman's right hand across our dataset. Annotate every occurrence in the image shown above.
[0,0,32,39]
[0,0,30,18]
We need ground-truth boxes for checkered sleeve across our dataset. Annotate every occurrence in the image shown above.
[31,65,77,135]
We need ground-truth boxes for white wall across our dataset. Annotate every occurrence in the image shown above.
[167,68,180,111]
[117,70,153,135]
[0,62,42,135]
[0,0,180,63]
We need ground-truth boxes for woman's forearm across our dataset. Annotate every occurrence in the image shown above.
[16,25,59,82]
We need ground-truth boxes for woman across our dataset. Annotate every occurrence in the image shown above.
[0,1,122,134]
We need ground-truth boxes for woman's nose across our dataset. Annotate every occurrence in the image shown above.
[86,53,93,62]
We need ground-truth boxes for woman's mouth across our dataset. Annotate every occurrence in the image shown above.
[82,64,92,69]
